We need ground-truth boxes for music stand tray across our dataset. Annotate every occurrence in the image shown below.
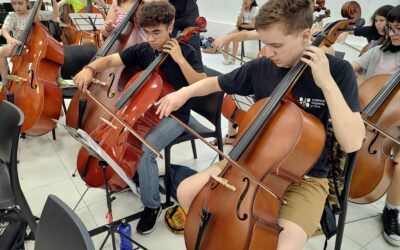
[69,13,104,31]
[55,120,147,250]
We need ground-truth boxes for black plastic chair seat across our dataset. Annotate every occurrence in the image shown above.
[62,87,78,98]
[35,195,95,250]
[171,117,215,145]
[0,162,14,209]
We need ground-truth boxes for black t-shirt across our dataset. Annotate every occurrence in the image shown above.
[119,42,204,123]
[170,1,201,58]
[218,55,360,178]
[354,26,382,43]
[170,0,199,30]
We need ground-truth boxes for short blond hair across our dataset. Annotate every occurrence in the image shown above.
[255,0,313,34]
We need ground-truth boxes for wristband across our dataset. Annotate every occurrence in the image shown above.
[84,65,95,75]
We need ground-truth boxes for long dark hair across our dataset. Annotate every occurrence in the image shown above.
[371,5,394,33]
[382,5,400,52]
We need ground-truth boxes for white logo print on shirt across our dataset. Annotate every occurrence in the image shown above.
[299,97,326,109]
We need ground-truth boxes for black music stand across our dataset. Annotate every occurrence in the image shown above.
[69,13,104,32]
[55,121,147,250]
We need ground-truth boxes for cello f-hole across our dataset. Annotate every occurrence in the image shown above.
[107,72,116,98]
[236,177,250,221]
[28,69,36,89]
[367,130,379,154]
[116,127,125,146]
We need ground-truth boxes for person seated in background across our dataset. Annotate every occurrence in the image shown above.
[352,7,400,245]
[1,0,59,87]
[100,0,147,42]
[221,0,259,65]
[337,5,394,51]
[351,5,400,87]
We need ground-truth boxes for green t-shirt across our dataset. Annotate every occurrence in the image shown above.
[68,0,96,13]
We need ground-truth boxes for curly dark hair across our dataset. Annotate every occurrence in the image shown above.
[136,1,176,28]
[255,0,313,34]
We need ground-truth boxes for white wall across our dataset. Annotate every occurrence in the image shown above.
[198,0,399,25]
[198,0,399,59]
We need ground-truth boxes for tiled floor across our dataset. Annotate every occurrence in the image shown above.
[17,39,397,250]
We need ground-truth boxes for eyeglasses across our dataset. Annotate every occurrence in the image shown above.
[386,23,400,35]
[143,30,162,39]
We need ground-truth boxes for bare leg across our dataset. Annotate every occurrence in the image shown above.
[0,58,8,84]
[177,161,225,210]
[277,219,308,250]
[0,45,14,84]
[232,41,239,57]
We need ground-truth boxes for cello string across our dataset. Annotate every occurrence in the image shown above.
[85,90,164,159]
[169,114,280,200]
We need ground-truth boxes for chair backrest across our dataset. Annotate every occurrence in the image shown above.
[35,195,95,250]
[190,91,224,128]
[0,101,24,164]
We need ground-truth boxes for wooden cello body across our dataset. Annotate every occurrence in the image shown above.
[185,99,325,249]
[77,72,172,190]
[66,0,143,133]
[60,0,106,48]
[60,4,78,45]
[3,0,63,135]
[349,72,400,204]
[76,19,207,191]
[184,3,361,249]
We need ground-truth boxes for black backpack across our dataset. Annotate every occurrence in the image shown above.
[0,207,27,250]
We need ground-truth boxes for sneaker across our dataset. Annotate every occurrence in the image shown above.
[222,56,235,65]
[136,206,162,234]
[382,206,400,246]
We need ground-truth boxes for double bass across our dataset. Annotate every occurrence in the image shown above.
[75,19,207,191]
[66,0,143,133]
[1,0,63,135]
[183,3,361,249]
[59,0,106,48]
[349,69,400,204]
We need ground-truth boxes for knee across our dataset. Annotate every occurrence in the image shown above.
[177,179,191,210]
[141,144,157,160]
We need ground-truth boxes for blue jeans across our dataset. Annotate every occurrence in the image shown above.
[137,117,185,209]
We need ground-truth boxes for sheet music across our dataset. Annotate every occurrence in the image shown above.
[55,120,138,194]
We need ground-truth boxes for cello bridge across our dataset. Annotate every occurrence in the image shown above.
[6,74,27,83]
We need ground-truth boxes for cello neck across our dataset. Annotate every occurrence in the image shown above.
[14,0,42,56]
[363,69,400,117]
[95,0,142,58]
[86,0,92,12]
[114,31,187,109]
[228,35,325,160]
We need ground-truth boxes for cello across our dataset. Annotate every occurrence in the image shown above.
[75,0,106,49]
[182,3,361,249]
[66,0,144,133]
[2,0,63,135]
[349,69,400,204]
[59,0,106,48]
[220,0,332,132]
[75,19,206,191]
